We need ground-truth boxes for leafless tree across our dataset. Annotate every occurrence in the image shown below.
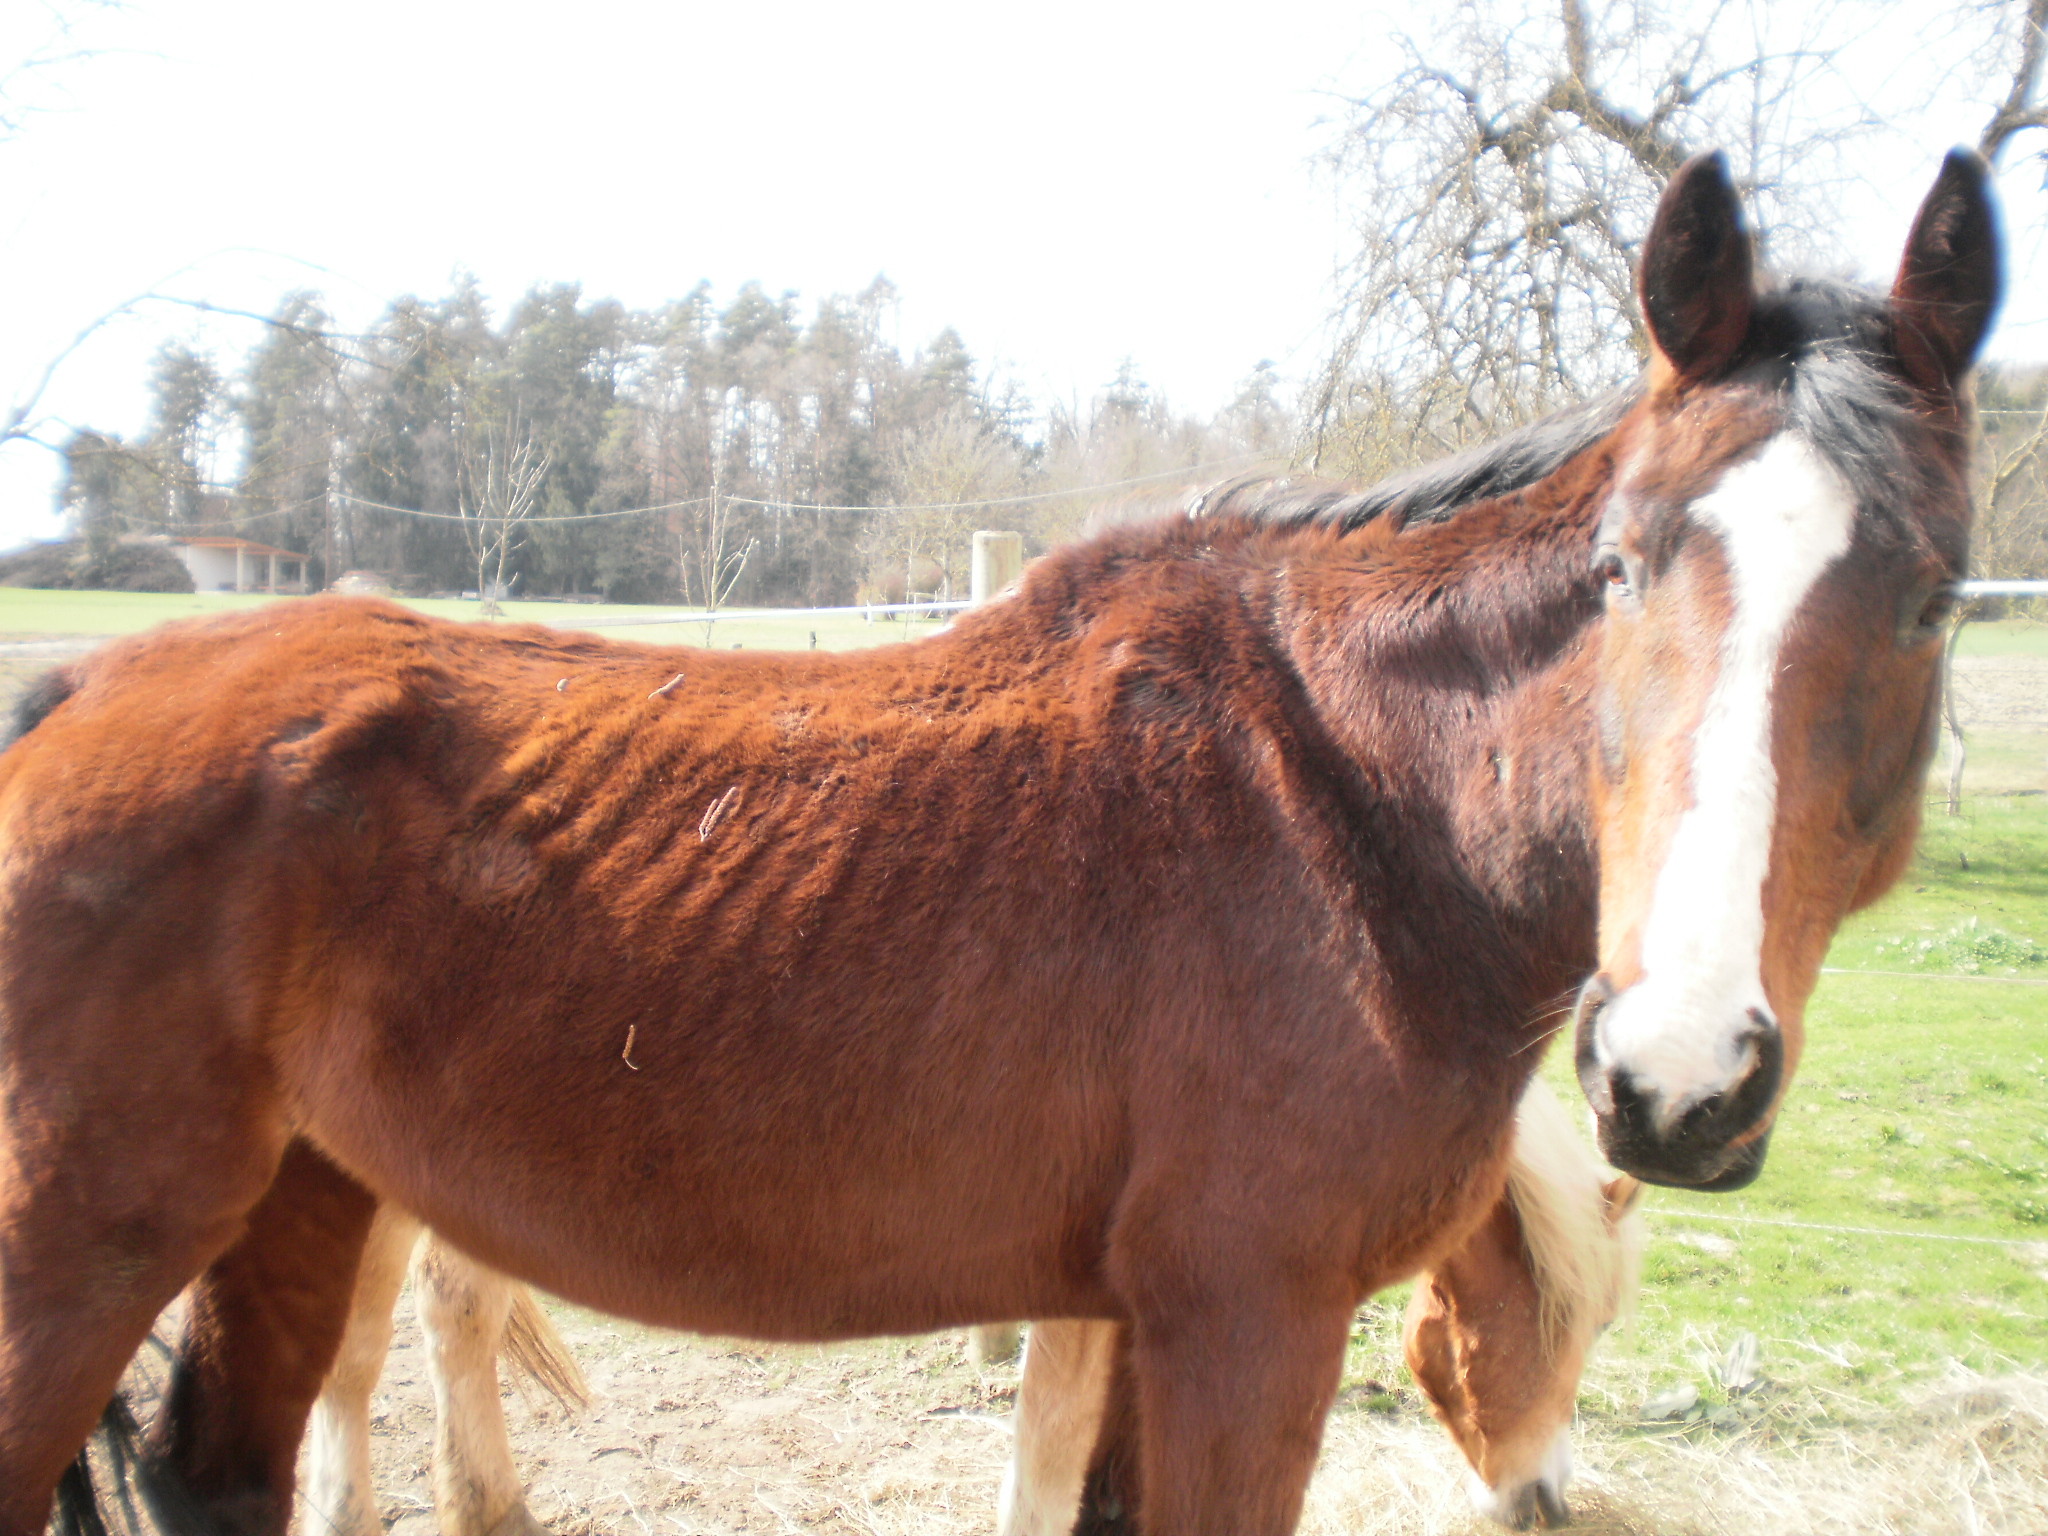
[458,419,550,618]
[677,453,755,644]
[1966,0,2048,582]
[1304,0,2037,477]
[866,403,1024,603]
[0,0,123,145]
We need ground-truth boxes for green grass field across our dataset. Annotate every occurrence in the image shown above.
[1956,611,2048,656]
[8,585,2045,1425]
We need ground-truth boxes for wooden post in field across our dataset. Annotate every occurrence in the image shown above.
[967,1320,1022,1368]
[970,531,1024,606]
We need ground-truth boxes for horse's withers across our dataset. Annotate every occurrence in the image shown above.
[1573,149,1998,1188]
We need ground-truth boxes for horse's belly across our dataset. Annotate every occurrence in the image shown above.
[290,984,1125,1341]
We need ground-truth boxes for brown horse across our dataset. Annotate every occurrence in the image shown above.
[308,1080,1637,1536]
[2,149,1996,1536]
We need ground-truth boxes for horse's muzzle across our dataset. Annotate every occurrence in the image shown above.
[1572,976,1782,1190]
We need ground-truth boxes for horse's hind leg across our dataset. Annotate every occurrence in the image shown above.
[305,1205,424,1536]
[152,1138,378,1536]
[415,1235,547,1536]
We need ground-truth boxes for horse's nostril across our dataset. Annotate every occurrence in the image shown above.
[1499,1484,1541,1531]
[1536,1481,1572,1529]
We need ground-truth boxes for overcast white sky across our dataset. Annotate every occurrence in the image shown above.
[0,0,2041,551]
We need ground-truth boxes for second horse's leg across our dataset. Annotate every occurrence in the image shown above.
[304,1206,424,1536]
[997,1320,1118,1536]
[416,1235,546,1536]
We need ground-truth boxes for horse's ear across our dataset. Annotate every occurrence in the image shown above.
[1639,150,1754,383]
[1602,1174,1644,1222]
[1892,148,2002,392]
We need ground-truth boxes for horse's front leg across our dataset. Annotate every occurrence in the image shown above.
[1103,1197,1356,1536]
[305,1205,423,1536]
[1127,1291,1352,1535]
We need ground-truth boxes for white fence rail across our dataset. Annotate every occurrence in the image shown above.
[575,599,972,630]
[1961,580,2048,596]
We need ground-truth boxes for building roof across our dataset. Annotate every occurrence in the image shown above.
[169,536,309,560]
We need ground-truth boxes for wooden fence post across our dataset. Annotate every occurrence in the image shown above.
[970,531,1024,606]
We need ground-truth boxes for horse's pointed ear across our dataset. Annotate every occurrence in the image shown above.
[1892,148,2002,392]
[1639,150,1754,383]
[1601,1174,1644,1222]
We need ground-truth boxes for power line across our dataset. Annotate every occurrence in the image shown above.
[576,599,971,628]
[724,455,1273,514]
[333,491,711,524]
[301,456,1272,526]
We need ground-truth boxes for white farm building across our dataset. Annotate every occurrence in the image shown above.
[169,537,310,594]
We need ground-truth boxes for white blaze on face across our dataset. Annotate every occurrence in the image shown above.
[1596,434,1856,1120]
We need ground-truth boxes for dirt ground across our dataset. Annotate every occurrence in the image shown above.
[340,1308,1025,1536]
[276,1296,2042,1536]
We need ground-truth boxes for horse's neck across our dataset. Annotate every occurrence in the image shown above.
[1280,490,1606,1007]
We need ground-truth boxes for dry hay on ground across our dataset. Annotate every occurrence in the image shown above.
[318,1302,2048,1536]
[1307,1372,2048,1535]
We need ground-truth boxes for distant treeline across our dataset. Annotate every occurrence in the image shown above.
[58,278,1291,603]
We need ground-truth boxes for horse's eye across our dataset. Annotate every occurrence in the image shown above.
[1916,584,1958,633]
[1593,548,1633,597]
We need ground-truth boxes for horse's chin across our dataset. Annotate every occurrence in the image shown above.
[1604,1125,1773,1191]
[1466,1429,1573,1530]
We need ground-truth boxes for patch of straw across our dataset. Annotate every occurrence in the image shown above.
[1303,1371,2048,1536]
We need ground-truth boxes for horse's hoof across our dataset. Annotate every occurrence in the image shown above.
[483,1504,551,1536]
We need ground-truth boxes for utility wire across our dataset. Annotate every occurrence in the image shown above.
[204,456,1274,529]
[1820,966,2048,987]
[333,491,712,523]
[724,455,1272,514]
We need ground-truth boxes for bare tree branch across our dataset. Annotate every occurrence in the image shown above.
[1979,0,2048,164]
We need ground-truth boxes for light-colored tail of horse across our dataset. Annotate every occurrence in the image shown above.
[502,1280,589,1410]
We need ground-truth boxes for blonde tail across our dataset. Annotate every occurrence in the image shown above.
[500,1284,589,1411]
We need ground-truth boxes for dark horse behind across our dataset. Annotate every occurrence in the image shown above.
[0,149,1999,1535]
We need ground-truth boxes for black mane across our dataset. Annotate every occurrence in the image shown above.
[1090,273,1935,551]
[1086,389,1640,542]
[1238,388,1641,532]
